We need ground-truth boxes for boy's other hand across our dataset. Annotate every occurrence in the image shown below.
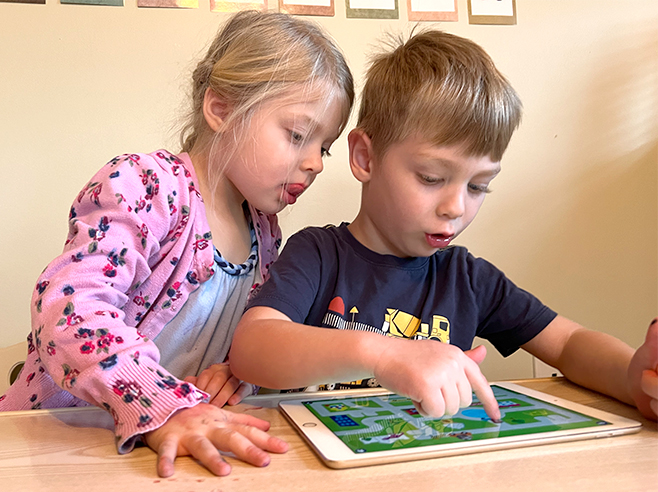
[627,318,658,421]
[185,362,254,407]
[372,339,501,422]
[144,403,288,478]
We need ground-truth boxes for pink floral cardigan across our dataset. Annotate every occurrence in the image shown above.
[0,150,281,453]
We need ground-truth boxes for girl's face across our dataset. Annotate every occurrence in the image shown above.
[224,91,345,215]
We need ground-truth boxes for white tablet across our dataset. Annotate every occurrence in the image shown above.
[278,382,642,469]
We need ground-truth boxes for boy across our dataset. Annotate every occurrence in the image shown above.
[229,30,657,422]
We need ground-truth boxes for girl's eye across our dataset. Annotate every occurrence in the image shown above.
[468,183,491,194]
[289,131,304,144]
[321,147,332,158]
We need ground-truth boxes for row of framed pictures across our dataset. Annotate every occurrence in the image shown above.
[1,0,517,25]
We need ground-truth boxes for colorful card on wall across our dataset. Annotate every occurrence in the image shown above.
[346,0,398,20]
[60,0,122,5]
[0,0,45,3]
[468,0,516,25]
[280,0,334,17]
[138,0,197,7]
[210,0,267,12]
[407,0,457,22]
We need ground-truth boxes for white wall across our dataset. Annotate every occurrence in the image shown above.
[1,0,656,380]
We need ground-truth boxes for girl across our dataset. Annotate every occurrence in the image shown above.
[0,10,354,478]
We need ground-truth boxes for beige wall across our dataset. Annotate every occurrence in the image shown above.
[1,0,656,380]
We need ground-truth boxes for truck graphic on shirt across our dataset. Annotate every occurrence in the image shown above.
[381,308,450,343]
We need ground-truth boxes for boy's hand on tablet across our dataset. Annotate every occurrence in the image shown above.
[372,339,501,422]
[144,403,288,478]
[185,362,254,407]
[627,318,658,421]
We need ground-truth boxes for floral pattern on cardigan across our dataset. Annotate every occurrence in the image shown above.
[0,150,281,453]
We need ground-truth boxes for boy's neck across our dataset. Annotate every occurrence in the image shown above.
[347,213,411,259]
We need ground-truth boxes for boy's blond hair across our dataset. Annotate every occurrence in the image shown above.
[358,30,521,161]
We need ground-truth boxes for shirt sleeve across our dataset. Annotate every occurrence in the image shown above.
[245,228,324,323]
[469,254,557,357]
[31,153,207,453]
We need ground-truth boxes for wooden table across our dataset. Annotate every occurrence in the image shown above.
[0,378,656,492]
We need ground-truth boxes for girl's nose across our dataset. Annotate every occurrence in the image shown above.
[302,150,324,175]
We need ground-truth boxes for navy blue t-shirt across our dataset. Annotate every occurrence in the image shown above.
[247,223,556,358]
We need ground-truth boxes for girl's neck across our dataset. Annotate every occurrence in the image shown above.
[188,150,252,264]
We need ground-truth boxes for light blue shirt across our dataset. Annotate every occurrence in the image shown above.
[154,236,258,379]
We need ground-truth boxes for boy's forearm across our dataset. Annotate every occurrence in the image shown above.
[229,312,385,389]
[524,316,635,405]
[557,328,634,405]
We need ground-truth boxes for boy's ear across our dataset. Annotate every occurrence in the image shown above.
[348,128,375,183]
[202,87,230,133]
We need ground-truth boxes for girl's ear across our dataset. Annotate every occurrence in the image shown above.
[348,129,375,183]
[202,87,230,133]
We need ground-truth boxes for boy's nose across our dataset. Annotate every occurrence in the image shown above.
[436,186,465,219]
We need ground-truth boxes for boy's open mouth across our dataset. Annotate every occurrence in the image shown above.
[425,233,453,249]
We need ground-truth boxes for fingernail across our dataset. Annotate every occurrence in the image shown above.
[492,418,502,424]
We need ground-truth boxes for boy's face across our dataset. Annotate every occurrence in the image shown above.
[350,134,500,258]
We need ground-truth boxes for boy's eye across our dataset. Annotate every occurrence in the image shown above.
[468,183,491,194]
[321,147,332,158]
[418,174,442,185]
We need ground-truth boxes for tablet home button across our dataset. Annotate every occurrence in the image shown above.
[303,422,317,427]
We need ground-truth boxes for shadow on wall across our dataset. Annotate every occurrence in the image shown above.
[463,26,657,358]
[524,23,658,348]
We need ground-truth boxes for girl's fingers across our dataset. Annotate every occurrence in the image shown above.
[184,435,232,476]
[222,409,272,431]
[210,427,273,467]
[229,423,289,454]
[197,363,231,394]
[156,437,180,478]
[227,381,254,406]
[210,376,242,408]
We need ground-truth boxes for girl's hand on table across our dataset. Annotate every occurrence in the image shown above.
[144,403,288,477]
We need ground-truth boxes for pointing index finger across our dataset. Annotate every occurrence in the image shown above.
[465,364,501,421]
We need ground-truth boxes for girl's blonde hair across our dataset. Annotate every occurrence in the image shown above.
[180,10,354,161]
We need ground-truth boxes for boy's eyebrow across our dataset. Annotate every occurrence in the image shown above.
[420,156,502,177]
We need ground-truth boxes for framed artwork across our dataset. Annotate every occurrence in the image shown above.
[210,0,267,12]
[280,0,334,16]
[468,0,516,25]
[346,0,398,20]
[60,0,122,4]
[407,0,457,22]
[0,0,45,3]
[137,0,197,7]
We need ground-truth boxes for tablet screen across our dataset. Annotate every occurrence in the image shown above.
[301,385,611,454]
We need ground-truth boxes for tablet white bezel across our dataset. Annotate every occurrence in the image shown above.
[278,382,642,469]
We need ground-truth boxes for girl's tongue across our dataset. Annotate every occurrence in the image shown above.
[282,184,305,205]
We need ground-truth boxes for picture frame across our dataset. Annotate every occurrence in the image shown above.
[468,0,516,25]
